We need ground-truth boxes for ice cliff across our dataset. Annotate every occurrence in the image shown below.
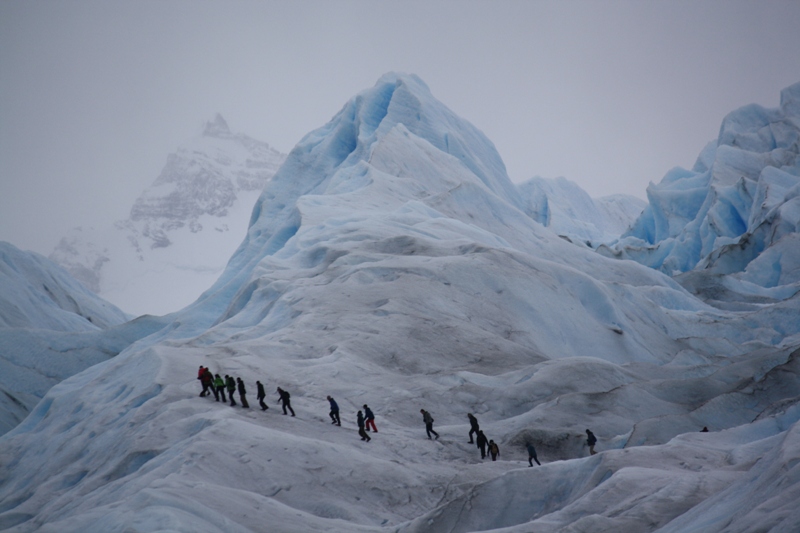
[601,82,800,308]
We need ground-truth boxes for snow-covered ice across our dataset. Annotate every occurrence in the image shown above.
[1,73,799,532]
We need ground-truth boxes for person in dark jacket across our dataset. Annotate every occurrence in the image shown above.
[421,409,439,440]
[357,410,371,442]
[489,440,499,461]
[586,429,597,455]
[214,374,226,402]
[327,396,340,425]
[200,367,213,397]
[257,381,268,411]
[226,375,237,406]
[467,413,480,443]
[208,371,220,401]
[237,377,249,408]
[527,442,541,466]
[277,387,295,416]
[363,404,377,432]
[476,430,488,459]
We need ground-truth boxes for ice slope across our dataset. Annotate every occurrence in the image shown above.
[50,115,287,317]
[1,73,800,532]
[602,82,800,306]
[400,395,800,533]
[517,176,646,246]
[0,242,167,435]
[0,242,128,331]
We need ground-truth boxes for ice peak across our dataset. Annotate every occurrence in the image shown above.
[780,81,800,116]
[202,113,232,137]
[280,72,518,206]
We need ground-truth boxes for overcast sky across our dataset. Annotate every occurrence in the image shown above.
[2,1,799,255]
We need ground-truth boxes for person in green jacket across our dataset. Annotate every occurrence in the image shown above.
[226,375,237,406]
[214,374,226,403]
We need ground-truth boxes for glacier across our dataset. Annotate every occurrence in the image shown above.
[0,73,799,532]
[0,242,167,436]
[601,82,800,310]
[517,176,646,247]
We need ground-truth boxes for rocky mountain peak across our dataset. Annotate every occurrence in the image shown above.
[202,113,232,138]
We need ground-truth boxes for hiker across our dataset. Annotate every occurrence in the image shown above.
[467,413,480,443]
[476,430,488,459]
[198,366,207,396]
[214,374,226,402]
[257,381,268,411]
[527,442,541,466]
[209,371,221,401]
[489,440,499,461]
[327,396,340,426]
[357,410,371,442]
[201,368,214,398]
[277,387,295,416]
[237,377,249,408]
[226,375,237,406]
[363,404,377,432]
[420,409,439,440]
[586,429,597,455]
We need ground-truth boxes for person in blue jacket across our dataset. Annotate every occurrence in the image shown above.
[363,404,377,432]
[327,396,340,426]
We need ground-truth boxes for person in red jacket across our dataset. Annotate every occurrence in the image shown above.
[197,366,207,397]
[200,367,213,397]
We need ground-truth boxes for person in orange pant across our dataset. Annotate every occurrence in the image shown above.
[363,404,377,432]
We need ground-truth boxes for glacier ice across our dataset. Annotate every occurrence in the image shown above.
[1,74,800,532]
[0,242,167,436]
[602,82,800,308]
[517,175,646,247]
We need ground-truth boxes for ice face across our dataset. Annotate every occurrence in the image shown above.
[603,82,800,304]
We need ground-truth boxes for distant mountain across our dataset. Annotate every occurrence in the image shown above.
[50,115,287,316]
[0,241,166,435]
[600,82,800,307]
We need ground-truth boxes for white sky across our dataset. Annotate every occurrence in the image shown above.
[2,0,799,255]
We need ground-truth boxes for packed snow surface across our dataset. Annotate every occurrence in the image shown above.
[1,74,800,532]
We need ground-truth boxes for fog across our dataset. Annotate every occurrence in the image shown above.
[2,0,799,255]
